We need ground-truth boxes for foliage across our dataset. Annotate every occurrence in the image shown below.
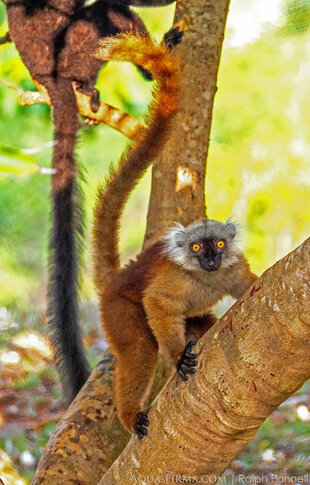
[1,2,310,309]
[0,305,104,484]
[207,25,310,274]
[284,0,310,34]
[0,144,42,175]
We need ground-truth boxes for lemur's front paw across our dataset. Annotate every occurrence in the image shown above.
[134,409,150,440]
[177,340,198,381]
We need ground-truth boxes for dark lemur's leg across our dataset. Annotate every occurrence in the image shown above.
[177,313,218,381]
[114,338,158,438]
[104,300,158,438]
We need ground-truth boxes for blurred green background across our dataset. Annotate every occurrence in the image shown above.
[1,0,310,482]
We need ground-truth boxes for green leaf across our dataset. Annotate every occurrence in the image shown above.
[0,144,39,175]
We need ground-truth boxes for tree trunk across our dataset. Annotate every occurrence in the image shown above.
[99,237,310,483]
[143,0,231,247]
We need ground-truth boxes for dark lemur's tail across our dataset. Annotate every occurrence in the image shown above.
[48,78,90,403]
[92,33,181,298]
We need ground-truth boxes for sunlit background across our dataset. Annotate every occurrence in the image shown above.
[1,0,310,482]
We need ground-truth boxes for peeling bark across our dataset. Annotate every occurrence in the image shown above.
[144,0,231,247]
[99,238,310,483]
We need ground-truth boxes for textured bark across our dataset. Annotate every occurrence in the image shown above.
[32,355,130,485]
[99,238,310,483]
[143,0,230,248]
[32,353,172,484]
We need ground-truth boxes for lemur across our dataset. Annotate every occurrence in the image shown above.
[92,33,258,438]
[5,0,181,403]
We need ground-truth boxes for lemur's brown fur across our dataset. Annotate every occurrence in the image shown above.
[93,34,258,437]
[5,0,178,403]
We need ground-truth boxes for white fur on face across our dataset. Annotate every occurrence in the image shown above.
[162,219,241,272]
[162,223,200,270]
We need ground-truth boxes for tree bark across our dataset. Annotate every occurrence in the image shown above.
[99,237,310,483]
[32,353,173,484]
[143,0,231,247]
[32,355,130,485]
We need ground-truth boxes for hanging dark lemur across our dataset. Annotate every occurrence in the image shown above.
[5,0,181,403]
[93,34,258,438]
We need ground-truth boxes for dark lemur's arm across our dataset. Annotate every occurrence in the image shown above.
[143,269,189,364]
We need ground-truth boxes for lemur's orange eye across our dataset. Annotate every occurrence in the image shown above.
[217,240,225,249]
[191,243,201,252]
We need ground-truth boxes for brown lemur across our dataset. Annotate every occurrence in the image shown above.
[92,34,258,439]
[5,0,181,403]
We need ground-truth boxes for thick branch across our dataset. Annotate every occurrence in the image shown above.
[32,354,172,484]
[99,237,310,483]
[32,355,130,485]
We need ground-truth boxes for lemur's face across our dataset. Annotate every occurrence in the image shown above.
[163,219,241,272]
[188,237,227,272]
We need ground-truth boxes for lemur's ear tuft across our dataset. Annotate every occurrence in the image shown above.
[176,239,185,248]
[173,224,186,247]
[225,220,237,239]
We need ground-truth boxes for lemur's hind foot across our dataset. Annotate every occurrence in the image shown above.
[134,408,150,439]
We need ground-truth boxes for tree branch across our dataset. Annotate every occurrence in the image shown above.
[0,79,141,139]
[32,353,173,484]
[99,237,310,483]
[32,355,130,485]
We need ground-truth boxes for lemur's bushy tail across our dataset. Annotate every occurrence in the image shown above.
[92,33,181,297]
[48,79,90,404]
